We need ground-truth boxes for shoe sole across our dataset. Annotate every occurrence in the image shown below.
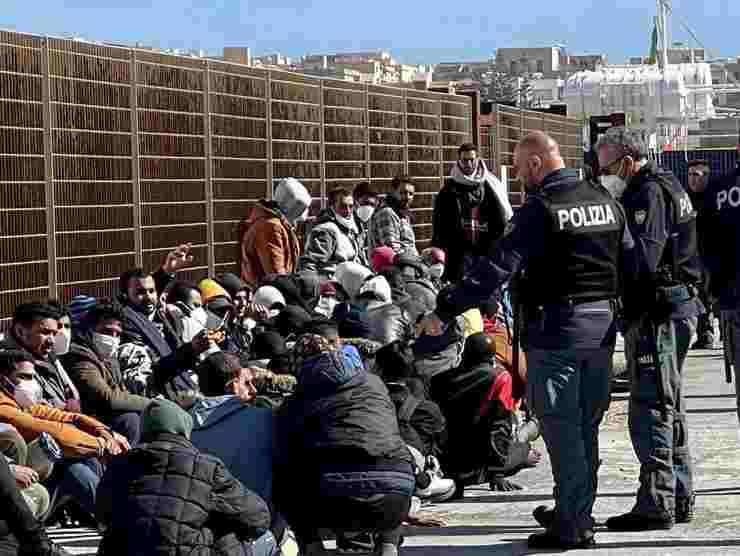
[428,484,458,503]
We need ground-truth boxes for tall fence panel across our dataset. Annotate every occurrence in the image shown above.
[0,30,472,320]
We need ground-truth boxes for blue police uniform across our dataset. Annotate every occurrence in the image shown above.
[701,165,740,423]
[435,168,635,546]
[610,161,703,530]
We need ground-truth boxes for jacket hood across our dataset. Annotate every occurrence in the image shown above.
[274,177,311,224]
[141,398,194,441]
[359,276,392,306]
[335,262,373,301]
[296,350,365,399]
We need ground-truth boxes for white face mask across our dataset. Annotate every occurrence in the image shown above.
[54,329,71,356]
[429,263,445,280]
[15,379,42,408]
[356,205,374,223]
[93,333,120,360]
[600,175,628,199]
[316,296,338,318]
[182,307,208,343]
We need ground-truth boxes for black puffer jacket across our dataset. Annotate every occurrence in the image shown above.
[276,349,413,483]
[365,302,413,346]
[96,433,270,556]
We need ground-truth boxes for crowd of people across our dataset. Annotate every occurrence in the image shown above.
[0,142,548,556]
[3,125,734,553]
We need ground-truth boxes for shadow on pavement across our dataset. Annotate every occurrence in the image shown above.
[402,542,529,555]
[403,525,541,538]
[590,538,740,549]
[450,493,555,504]
[684,393,736,399]
[686,407,738,415]
[696,487,740,496]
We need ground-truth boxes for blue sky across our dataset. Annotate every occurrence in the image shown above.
[3,1,739,65]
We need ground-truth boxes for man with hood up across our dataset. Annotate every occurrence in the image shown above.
[432,143,513,282]
[241,177,311,286]
[96,398,274,556]
[299,187,362,279]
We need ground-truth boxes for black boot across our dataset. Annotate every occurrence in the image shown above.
[676,495,696,524]
[605,511,674,531]
[532,505,554,528]
[527,530,595,550]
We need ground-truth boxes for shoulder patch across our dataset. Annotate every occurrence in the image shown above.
[634,210,647,225]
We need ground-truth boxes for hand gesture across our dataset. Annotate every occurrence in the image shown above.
[112,432,131,453]
[245,303,270,322]
[162,243,194,274]
[416,312,444,337]
[10,464,38,489]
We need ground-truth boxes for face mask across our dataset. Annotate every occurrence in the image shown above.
[429,263,445,280]
[93,333,120,360]
[181,307,208,343]
[334,211,357,232]
[356,205,374,223]
[600,175,628,199]
[15,380,42,408]
[316,296,338,318]
[54,329,71,356]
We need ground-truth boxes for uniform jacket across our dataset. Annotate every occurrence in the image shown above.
[369,196,418,256]
[0,389,111,459]
[299,209,361,276]
[96,433,270,556]
[62,333,150,421]
[241,201,301,286]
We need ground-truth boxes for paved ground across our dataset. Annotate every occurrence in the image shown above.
[51,347,740,556]
[406,346,740,555]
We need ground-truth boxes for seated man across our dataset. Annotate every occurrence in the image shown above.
[62,303,151,446]
[0,303,80,412]
[96,399,274,556]
[432,333,539,497]
[375,341,453,502]
[117,245,212,398]
[275,332,414,556]
[0,350,128,520]
[0,454,70,556]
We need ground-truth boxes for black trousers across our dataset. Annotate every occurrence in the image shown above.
[277,483,410,549]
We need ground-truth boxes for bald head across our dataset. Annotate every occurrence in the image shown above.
[514,132,565,192]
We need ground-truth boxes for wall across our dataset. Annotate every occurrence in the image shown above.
[0,30,472,319]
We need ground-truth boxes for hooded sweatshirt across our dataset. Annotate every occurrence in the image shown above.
[241,178,310,285]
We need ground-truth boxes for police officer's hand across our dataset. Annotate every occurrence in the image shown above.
[416,312,444,337]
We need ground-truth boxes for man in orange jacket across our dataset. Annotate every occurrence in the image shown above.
[0,349,128,521]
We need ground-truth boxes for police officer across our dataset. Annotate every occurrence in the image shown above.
[701,153,740,423]
[596,127,703,531]
[418,131,635,550]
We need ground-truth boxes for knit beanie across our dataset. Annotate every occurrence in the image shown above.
[253,286,286,310]
[217,272,249,298]
[333,304,372,339]
[335,262,373,301]
[68,295,97,328]
[370,246,396,274]
[274,305,313,338]
[198,279,231,304]
[141,399,193,441]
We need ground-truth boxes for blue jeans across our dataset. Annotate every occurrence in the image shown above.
[527,347,612,543]
[46,458,101,518]
[626,317,694,520]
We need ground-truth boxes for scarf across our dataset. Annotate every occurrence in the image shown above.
[450,159,514,221]
[333,210,359,235]
[451,159,490,188]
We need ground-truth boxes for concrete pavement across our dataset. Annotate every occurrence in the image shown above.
[404,348,740,555]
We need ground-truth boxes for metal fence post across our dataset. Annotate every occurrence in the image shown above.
[203,60,215,276]
[365,83,371,181]
[41,37,57,297]
[319,80,326,208]
[402,88,409,175]
[494,103,501,176]
[265,71,273,199]
[130,48,143,268]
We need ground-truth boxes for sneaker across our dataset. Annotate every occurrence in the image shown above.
[416,474,456,502]
[527,531,595,550]
[676,495,696,524]
[416,456,456,502]
[532,505,554,528]
[605,512,674,531]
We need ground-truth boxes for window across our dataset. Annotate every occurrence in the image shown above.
[536,60,545,73]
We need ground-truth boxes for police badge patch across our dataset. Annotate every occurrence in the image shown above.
[634,210,647,225]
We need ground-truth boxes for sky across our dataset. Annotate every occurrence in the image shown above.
[3,0,740,65]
